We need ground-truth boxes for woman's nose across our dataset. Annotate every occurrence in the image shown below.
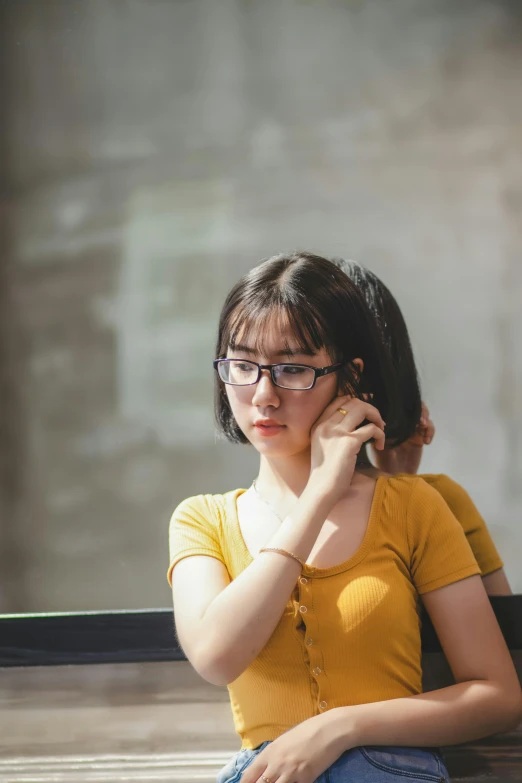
[251,369,280,406]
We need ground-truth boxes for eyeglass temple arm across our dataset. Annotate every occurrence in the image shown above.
[316,363,342,378]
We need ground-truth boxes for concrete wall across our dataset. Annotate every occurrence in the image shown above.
[1,0,521,612]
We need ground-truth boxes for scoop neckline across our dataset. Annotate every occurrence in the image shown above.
[229,476,386,578]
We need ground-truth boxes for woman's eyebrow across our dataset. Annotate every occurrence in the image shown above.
[231,343,314,358]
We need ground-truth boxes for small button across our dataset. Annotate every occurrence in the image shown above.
[306,638,314,646]
[299,605,307,614]
[312,667,322,676]
[319,700,328,710]
[299,576,308,585]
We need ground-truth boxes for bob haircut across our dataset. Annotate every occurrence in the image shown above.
[214,251,405,445]
[332,258,422,446]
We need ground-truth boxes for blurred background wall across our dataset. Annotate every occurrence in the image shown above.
[1,0,521,612]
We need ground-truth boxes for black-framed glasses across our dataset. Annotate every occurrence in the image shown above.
[213,358,342,390]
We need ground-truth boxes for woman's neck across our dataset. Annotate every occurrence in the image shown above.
[254,444,379,500]
[255,449,311,499]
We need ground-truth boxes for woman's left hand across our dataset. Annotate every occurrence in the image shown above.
[239,714,347,783]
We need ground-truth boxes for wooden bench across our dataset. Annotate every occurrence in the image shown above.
[0,598,521,781]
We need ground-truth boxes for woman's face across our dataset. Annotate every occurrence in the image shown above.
[225,318,341,459]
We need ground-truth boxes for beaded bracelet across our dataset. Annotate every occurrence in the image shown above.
[259,547,304,568]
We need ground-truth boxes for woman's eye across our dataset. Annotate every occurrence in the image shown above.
[281,365,306,374]
[232,363,253,372]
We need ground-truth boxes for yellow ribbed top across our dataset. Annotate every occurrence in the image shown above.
[167,475,480,749]
[418,474,503,576]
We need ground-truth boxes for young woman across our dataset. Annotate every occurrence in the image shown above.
[332,258,512,596]
[168,252,520,783]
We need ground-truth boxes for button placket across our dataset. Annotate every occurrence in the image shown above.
[298,575,330,713]
[312,644,329,711]
[297,577,310,627]
[298,574,328,712]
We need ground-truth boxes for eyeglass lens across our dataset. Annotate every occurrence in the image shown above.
[218,360,315,389]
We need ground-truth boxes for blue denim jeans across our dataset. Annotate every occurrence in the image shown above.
[216,741,450,783]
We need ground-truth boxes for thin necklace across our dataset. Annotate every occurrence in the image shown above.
[251,479,284,522]
[252,457,374,521]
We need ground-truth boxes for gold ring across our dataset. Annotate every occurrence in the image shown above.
[261,777,272,783]
[337,408,347,416]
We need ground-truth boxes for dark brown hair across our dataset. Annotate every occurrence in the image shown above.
[214,251,404,445]
[332,258,422,445]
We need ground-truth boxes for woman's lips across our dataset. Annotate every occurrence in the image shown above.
[254,422,286,437]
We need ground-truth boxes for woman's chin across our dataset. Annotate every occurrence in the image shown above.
[250,435,310,459]
[253,440,291,456]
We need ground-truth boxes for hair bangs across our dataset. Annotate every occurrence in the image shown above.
[222,300,328,359]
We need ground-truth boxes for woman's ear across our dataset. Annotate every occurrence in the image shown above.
[336,358,365,398]
[351,358,364,385]
[351,357,373,401]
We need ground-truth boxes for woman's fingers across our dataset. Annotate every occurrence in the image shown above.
[338,400,385,433]
[310,397,386,470]
[418,401,435,445]
[240,760,291,783]
[418,402,435,445]
[350,422,386,451]
[316,396,384,430]
[311,393,353,431]
[424,417,435,444]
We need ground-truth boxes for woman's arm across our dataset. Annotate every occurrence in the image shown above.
[172,481,332,686]
[424,476,512,596]
[482,568,513,596]
[375,409,512,597]
[171,397,385,686]
[323,575,521,750]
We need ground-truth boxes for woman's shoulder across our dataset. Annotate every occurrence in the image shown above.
[380,473,454,520]
[386,472,466,501]
[172,487,247,524]
[381,472,435,497]
[418,472,460,492]
[417,473,475,511]
[380,474,470,550]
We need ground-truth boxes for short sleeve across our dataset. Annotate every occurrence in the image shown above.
[421,474,504,577]
[407,478,481,595]
[167,495,226,586]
